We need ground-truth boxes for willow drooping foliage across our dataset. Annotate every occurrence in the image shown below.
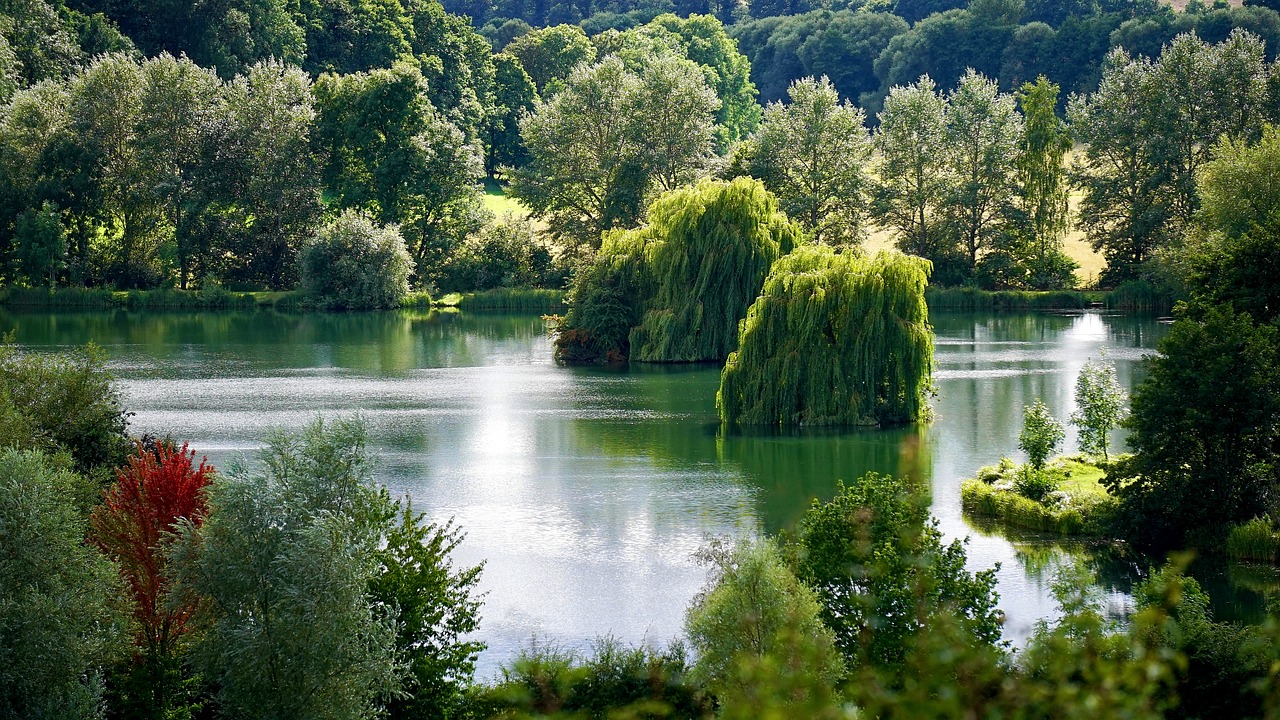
[554,178,800,363]
[718,247,933,427]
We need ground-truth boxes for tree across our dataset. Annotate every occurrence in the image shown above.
[684,538,844,709]
[371,505,484,720]
[509,53,718,250]
[943,69,1022,274]
[299,211,415,311]
[718,247,933,427]
[1070,31,1270,284]
[873,76,958,283]
[14,200,66,285]
[0,341,131,476]
[792,473,1003,675]
[1013,76,1075,289]
[504,24,596,93]
[556,178,799,364]
[0,31,18,104]
[0,448,124,720]
[314,62,487,278]
[171,418,401,720]
[485,53,537,173]
[1105,305,1280,550]
[640,13,761,148]
[1019,399,1064,469]
[89,441,213,718]
[744,76,872,247]
[1071,356,1126,460]
[1179,125,1280,323]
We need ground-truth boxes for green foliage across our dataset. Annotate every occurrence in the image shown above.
[371,505,484,720]
[314,62,488,277]
[1106,304,1280,550]
[1104,279,1174,313]
[791,472,1003,678]
[13,200,66,286]
[454,287,567,311]
[963,456,1119,535]
[1019,399,1063,469]
[0,448,125,720]
[437,214,565,292]
[485,637,710,718]
[739,75,872,246]
[507,51,719,250]
[556,177,797,363]
[872,76,962,283]
[1225,518,1280,563]
[170,417,401,720]
[1070,31,1271,285]
[963,478,1100,535]
[1179,124,1280,323]
[1071,355,1127,460]
[299,211,415,311]
[504,24,596,93]
[0,340,131,475]
[923,286,1088,310]
[628,178,796,362]
[718,247,932,427]
[486,53,538,173]
[685,538,844,710]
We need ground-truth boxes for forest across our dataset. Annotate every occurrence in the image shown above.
[5,0,1280,715]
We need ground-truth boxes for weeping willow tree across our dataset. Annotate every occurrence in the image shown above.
[554,178,800,363]
[718,247,933,427]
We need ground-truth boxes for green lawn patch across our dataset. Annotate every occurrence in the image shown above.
[961,455,1118,536]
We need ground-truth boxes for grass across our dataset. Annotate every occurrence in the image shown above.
[961,455,1118,536]
[1225,518,1280,563]
[484,179,530,219]
[924,286,1095,311]
[454,287,566,311]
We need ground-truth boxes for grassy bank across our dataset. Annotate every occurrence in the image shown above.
[0,285,565,314]
[961,456,1119,536]
[925,287,1097,311]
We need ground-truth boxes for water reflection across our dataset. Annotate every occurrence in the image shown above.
[0,307,1271,675]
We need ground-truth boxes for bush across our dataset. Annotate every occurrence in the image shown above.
[299,211,415,310]
[0,341,132,476]
[1225,518,1280,563]
[1019,400,1064,469]
[0,448,125,718]
[436,214,568,293]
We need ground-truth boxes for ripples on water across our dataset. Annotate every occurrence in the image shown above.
[2,307,1274,677]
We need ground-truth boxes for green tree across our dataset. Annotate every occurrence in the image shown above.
[1105,305,1280,550]
[1012,76,1075,289]
[0,448,125,720]
[0,341,131,476]
[485,53,538,173]
[744,75,872,246]
[1019,399,1064,469]
[14,200,67,285]
[791,472,1003,676]
[1179,125,1280,323]
[504,23,596,94]
[942,69,1022,274]
[299,211,415,311]
[873,76,958,283]
[685,538,844,710]
[509,53,718,250]
[218,60,323,288]
[1071,356,1126,460]
[315,61,487,277]
[0,30,18,103]
[171,418,402,720]
[371,506,484,720]
[641,13,761,148]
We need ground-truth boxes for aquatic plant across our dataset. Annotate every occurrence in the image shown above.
[717,247,932,427]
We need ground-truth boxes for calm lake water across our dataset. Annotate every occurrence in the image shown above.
[4,307,1277,676]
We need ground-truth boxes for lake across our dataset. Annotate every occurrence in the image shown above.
[4,307,1276,677]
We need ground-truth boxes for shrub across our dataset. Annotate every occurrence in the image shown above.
[299,211,415,310]
[1013,465,1057,503]
[1225,518,1280,563]
[436,214,567,293]
[1019,400,1064,469]
[0,448,125,717]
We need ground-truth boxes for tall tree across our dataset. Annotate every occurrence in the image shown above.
[745,75,872,246]
[943,69,1022,274]
[873,76,956,280]
[0,448,125,719]
[503,23,596,94]
[171,418,401,720]
[629,52,719,192]
[484,52,537,173]
[1012,76,1074,289]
